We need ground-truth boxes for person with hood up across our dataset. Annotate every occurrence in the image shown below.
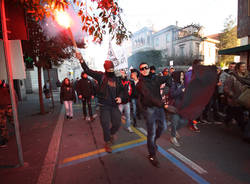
[77,72,95,121]
[76,52,124,153]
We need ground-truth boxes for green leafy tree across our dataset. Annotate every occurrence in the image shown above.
[218,15,238,66]
[128,50,164,70]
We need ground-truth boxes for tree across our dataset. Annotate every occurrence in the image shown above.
[22,15,85,114]
[17,0,131,45]
[128,50,164,70]
[218,15,238,66]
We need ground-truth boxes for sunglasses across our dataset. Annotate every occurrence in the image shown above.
[140,66,149,71]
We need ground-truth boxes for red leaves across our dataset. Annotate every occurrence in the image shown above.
[19,0,130,45]
[78,9,83,16]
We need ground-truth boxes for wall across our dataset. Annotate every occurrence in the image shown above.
[203,41,217,65]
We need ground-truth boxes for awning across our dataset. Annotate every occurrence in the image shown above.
[218,44,250,55]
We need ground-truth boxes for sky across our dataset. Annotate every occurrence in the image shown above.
[120,0,238,35]
[74,0,238,70]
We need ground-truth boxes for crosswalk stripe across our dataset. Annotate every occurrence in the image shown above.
[168,148,208,174]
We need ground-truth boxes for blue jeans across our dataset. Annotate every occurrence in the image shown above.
[170,113,188,137]
[131,98,137,119]
[119,103,131,128]
[143,107,167,156]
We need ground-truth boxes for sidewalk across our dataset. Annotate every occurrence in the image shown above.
[0,92,62,184]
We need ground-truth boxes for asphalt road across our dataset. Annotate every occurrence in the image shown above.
[51,104,250,184]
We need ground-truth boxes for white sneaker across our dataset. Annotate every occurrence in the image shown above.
[170,137,180,147]
[127,126,134,133]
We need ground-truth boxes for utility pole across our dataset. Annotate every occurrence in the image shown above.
[0,0,24,166]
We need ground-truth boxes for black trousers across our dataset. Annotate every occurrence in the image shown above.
[82,97,93,117]
[99,105,121,142]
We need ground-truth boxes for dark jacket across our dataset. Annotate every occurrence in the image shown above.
[169,81,185,109]
[60,83,76,103]
[76,78,94,98]
[120,77,132,104]
[80,62,124,106]
[136,74,172,108]
[130,80,138,99]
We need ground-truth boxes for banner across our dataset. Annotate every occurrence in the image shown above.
[178,65,217,120]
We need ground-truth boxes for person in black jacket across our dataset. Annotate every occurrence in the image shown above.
[136,62,172,168]
[130,69,140,127]
[77,72,95,121]
[60,78,76,119]
[119,69,133,133]
[76,52,124,153]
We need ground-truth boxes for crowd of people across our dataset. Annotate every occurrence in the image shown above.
[1,56,249,169]
[73,52,250,168]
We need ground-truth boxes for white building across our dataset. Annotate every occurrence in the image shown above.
[131,24,219,66]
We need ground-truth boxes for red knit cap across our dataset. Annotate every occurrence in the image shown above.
[104,60,114,71]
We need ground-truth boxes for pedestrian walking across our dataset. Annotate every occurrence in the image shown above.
[60,78,76,120]
[130,69,140,127]
[136,62,172,168]
[76,72,95,121]
[76,52,124,153]
[43,80,51,99]
[169,71,188,147]
[119,69,133,133]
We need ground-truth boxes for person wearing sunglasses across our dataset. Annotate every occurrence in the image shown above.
[136,62,173,168]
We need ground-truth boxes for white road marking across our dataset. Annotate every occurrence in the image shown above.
[137,127,148,136]
[37,107,65,184]
[168,148,208,175]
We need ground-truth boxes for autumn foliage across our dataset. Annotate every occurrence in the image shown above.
[17,0,131,45]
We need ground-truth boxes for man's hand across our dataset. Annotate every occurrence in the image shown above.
[115,97,122,104]
[217,81,222,86]
[76,52,84,63]
[164,104,177,113]
[78,95,82,99]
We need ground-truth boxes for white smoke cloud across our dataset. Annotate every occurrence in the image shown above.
[40,5,86,43]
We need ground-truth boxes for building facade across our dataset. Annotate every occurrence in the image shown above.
[131,24,219,66]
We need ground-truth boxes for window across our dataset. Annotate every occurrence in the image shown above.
[166,34,171,42]
[196,43,200,55]
[179,45,185,56]
[147,36,150,45]
[155,38,159,47]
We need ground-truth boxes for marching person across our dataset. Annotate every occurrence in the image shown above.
[77,72,95,121]
[137,62,172,168]
[119,69,133,133]
[169,71,188,147]
[130,69,140,127]
[76,52,124,153]
[60,78,76,119]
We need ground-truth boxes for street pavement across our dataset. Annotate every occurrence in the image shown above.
[1,92,250,184]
